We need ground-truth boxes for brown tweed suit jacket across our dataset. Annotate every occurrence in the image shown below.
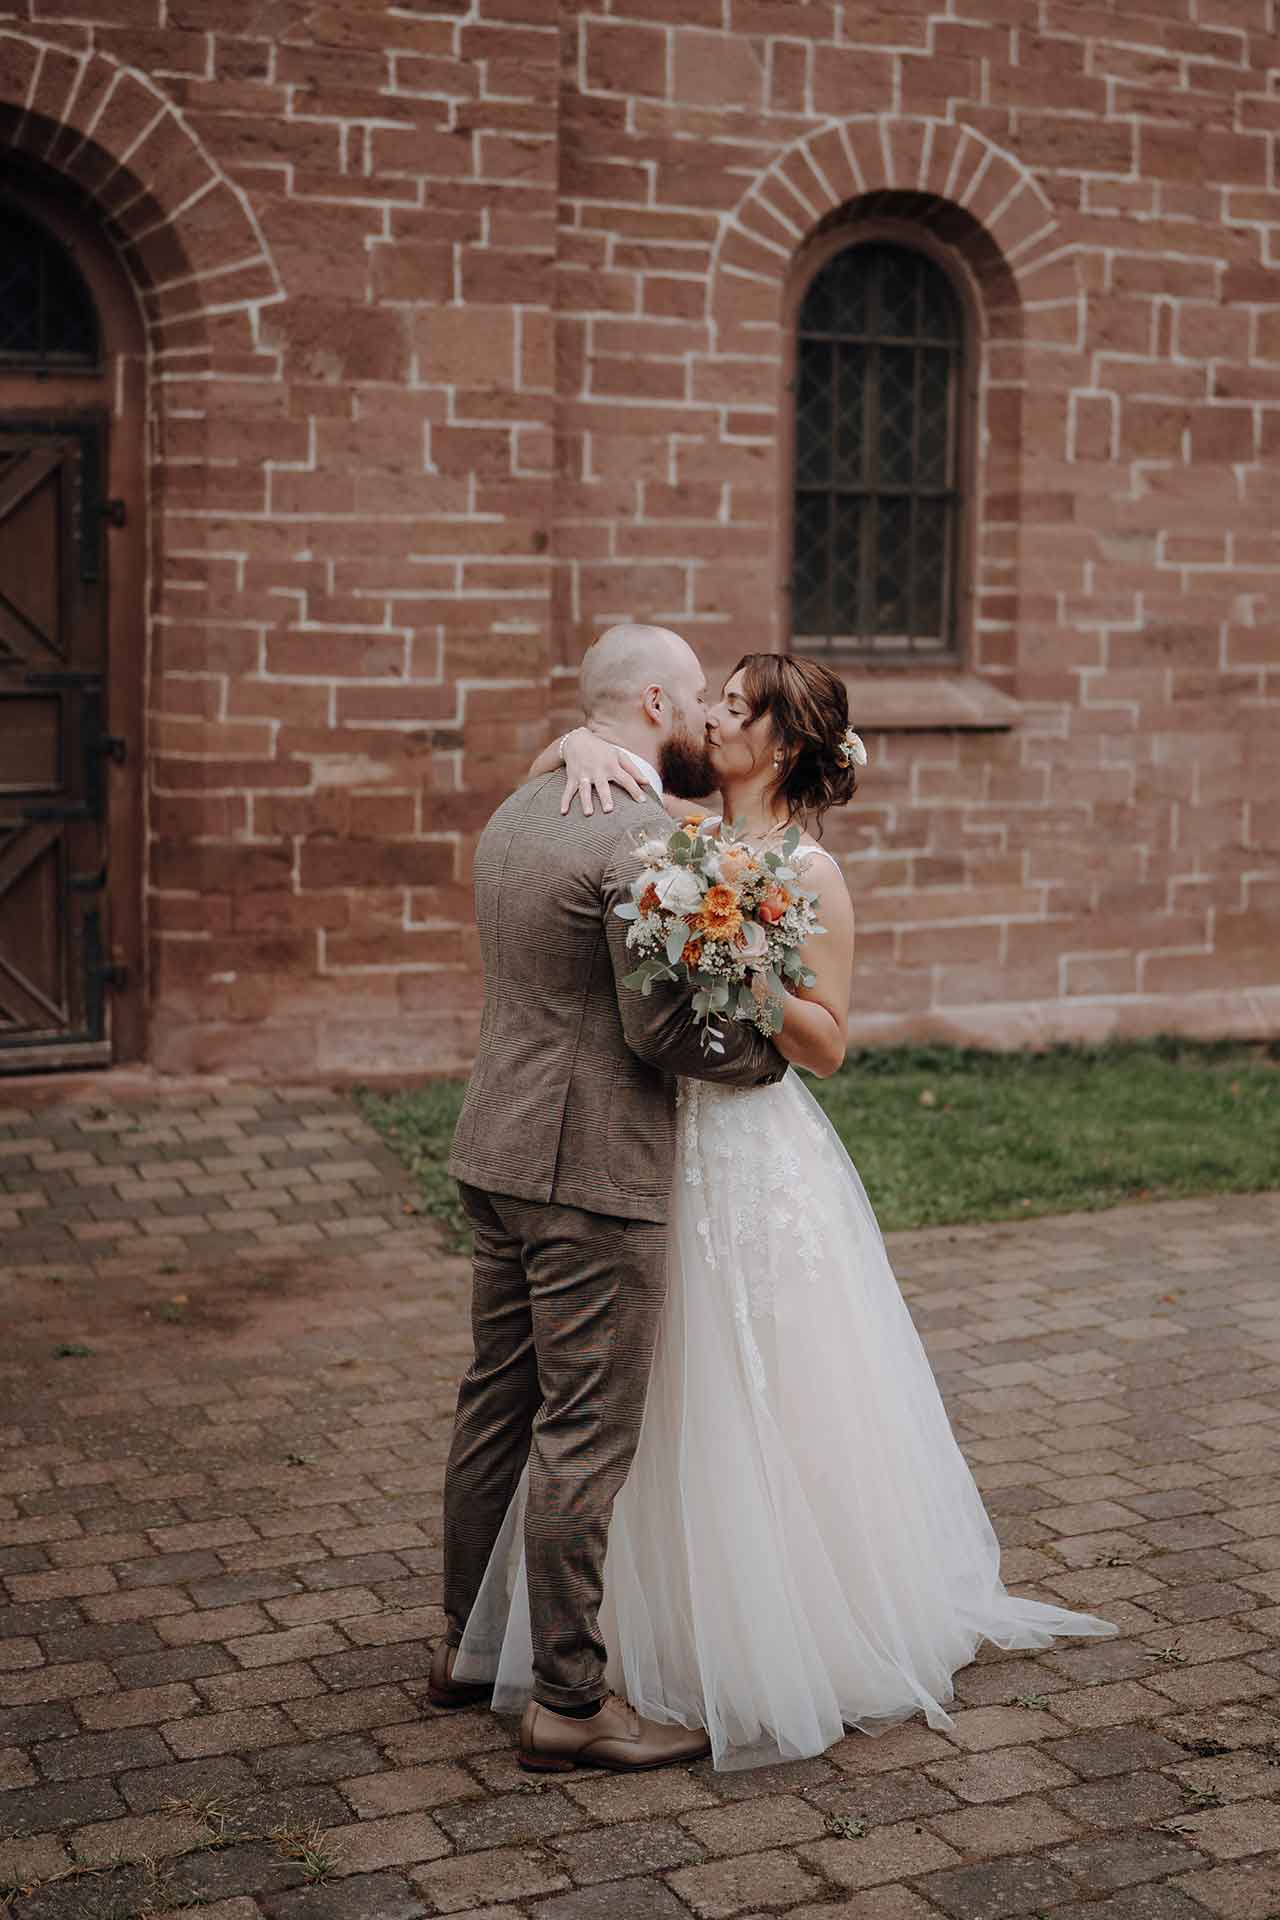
[448,771,787,1221]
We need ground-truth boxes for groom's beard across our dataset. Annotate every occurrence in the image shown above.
[659,725,717,800]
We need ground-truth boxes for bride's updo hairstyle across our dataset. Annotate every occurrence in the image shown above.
[733,652,858,834]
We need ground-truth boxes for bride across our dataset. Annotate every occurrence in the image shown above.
[453,650,1114,1771]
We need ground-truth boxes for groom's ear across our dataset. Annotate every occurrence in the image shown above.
[641,684,664,726]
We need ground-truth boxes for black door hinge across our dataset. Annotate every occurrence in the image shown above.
[100,499,126,528]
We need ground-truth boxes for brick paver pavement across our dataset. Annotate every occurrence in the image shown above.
[2,1078,1279,1920]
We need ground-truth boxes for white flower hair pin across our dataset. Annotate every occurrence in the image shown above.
[836,727,867,769]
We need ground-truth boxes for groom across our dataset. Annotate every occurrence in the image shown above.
[435,623,786,1772]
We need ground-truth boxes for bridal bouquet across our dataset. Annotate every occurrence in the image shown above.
[614,820,824,1051]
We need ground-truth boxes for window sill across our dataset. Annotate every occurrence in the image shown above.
[835,670,1020,732]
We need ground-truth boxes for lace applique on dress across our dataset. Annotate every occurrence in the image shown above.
[680,1077,829,1317]
[677,1078,703,1189]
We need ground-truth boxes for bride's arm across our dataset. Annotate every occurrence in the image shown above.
[527,727,647,814]
[770,855,854,1078]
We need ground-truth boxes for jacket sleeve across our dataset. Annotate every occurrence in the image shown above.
[602,839,788,1089]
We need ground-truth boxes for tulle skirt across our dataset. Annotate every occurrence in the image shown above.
[455,1072,1114,1769]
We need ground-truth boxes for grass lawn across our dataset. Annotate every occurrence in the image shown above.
[357,1037,1280,1249]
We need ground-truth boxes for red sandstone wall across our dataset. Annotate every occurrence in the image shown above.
[0,0,1276,1077]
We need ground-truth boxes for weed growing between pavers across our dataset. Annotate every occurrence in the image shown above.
[0,1792,356,1918]
[270,1817,345,1884]
[358,1036,1280,1243]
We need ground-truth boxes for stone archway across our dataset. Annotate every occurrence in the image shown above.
[0,35,283,336]
[710,115,1059,321]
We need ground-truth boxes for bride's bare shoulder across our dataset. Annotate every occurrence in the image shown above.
[797,843,854,918]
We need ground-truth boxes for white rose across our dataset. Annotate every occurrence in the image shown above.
[635,837,670,863]
[653,867,703,915]
[735,919,769,964]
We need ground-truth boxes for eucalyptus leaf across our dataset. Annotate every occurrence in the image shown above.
[666,921,690,965]
[614,902,640,920]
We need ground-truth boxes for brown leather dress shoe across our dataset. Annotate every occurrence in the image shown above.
[427,1640,493,1711]
[518,1693,711,1773]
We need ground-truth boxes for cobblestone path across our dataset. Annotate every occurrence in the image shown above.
[2,1079,1279,1920]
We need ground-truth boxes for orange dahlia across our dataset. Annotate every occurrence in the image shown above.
[681,937,704,969]
[698,883,743,941]
[638,883,661,915]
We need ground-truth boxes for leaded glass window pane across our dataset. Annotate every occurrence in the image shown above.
[794,338,831,488]
[791,241,962,659]
[792,491,829,634]
[830,496,861,633]
[0,210,99,370]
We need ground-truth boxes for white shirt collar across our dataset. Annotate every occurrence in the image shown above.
[621,748,663,797]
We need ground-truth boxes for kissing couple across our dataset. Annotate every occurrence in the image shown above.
[432,624,1113,1774]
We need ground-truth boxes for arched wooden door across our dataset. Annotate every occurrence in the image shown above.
[0,179,145,1069]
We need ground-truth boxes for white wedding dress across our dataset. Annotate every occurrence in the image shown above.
[455,875,1115,1770]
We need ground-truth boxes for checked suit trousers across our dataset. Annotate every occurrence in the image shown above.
[442,1183,668,1709]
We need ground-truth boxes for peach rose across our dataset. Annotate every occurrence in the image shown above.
[717,845,755,885]
[757,886,791,925]
[735,919,769,965]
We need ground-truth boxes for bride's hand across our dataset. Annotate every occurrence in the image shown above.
[560,727,646,816]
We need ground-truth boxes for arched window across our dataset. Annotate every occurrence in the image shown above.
[791,240,964,660]
[0,206,100,371]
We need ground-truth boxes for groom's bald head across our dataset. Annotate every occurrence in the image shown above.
[576,622,715,800]
[579,623,699,724]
